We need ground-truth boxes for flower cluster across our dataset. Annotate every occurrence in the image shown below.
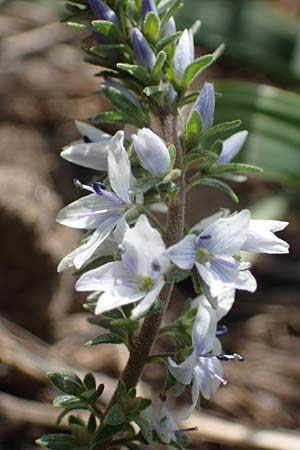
[37,1,290,449]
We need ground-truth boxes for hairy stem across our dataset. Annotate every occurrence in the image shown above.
[106,105,185,409]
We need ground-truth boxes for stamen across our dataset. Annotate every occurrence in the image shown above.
[216,353,244,362]
[199,234,212,240]
[173,426,198,433]
[83,135,92,143]
[92,182,106,195]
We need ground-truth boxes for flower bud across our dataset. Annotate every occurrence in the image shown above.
[142,0,158,19]
[174,29,194,81]
[217,130,248,165]
[162,17,176,36]
[132,28,156,71]
[132,128,171,176]
[88,0,119,26]
[194,82,215,132]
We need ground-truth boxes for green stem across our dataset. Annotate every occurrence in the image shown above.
[105,104,185,410]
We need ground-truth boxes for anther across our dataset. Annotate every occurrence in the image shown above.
[152,259,161,272]
[199,234,212,240]
[73,178,84,189]
[83,135,92,143]
[216,324,228,336]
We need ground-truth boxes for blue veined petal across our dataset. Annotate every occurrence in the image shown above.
[142,0,158,19]
[132,128,171,176]
[167,234,197,270]
[56,193,123,230]
[107,131,133,204]
[194,82,215,132]
[197,210,250,256]
[242,220,289,254]
[132,28,156,71]
[174,29,194,81]
[88,0,120,26]
[193,357,225,399]
[216,130,248,165]
[192,303,217,355]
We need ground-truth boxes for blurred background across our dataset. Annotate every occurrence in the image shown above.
[0,0,300,449]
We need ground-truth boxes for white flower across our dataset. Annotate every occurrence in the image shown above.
[216,130,248,166]
[75,215,170,318]
[61,121,111,171]
[174,29,194,81]
[242,220,289,254]
[167,210,256,298]
[140,404,178,444]
[132,128,171,176]
[168,303,224,416]
[57,131,135,269]
[192,210,289,254]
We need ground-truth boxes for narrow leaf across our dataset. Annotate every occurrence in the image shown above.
[91,20,124,43]
[84,332,124,346]
[212,163,263,175]
[189,177,239,203]
[203,119,242,138]
[89,111,124,123]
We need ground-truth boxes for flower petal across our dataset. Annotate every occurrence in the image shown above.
[217,130,248,165]
[168,350,196,385]
[61,141,109,171]
[75,260,135,292]
[75,120,111,143]
[131,278,164,319]
[194,357,224,399]
[122,214,168,277]
[174,29,194,81]
[95,288,143,315]
[242,220,289,254]
[192,303,217,354]
[198,210,250,256]
[167,234,196,270]
[108,131,132,204]
[191,209,230,233]
[132,128,171,176]
[57,194,122,229]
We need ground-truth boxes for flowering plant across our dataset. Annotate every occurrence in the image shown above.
[37,1,289,449]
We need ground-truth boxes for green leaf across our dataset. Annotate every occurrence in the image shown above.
[89,111,124,124]
[189,177,239,203]
[143,85,164,97]
[160,0,183,33]
[191,267,202,294]
[130,176,160,194]
[182,149,217,171]
[134,415,153,443]
[211,163,263,175]
[117,379,127,402]
[182,44,224,90]
[165,265,191,283]
[94,424,123,444]
[157,31,182,52]
[91,43,133,56]
[137,398,152,411]
[53,395,80,408]
[84,332,124,347]
[91,20,124,43]
[117,63,151,84]
[84,373,96,390]
[169,144,177,168]
[185,109,202,149]
[144,11,160,44]
[151,51,167,81]
[104,403,125,426]
[36,434,89,450]
[101,85,149,127]
[203,119,242,138]
[56,403,90,425]
[87,414,97,434]
[47,371,85,396]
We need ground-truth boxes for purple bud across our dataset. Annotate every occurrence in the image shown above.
[142,0,158,19]
[88,0,119,26]
[194,82,215,132]
[162,17,176,36]
[132,28,156,71]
